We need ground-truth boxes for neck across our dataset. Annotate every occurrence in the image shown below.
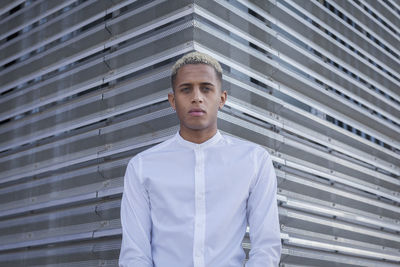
[179,127,218,144]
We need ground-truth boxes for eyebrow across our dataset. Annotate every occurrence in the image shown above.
[178,82,215,87]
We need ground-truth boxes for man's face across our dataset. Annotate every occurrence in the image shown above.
[168,64,227,135]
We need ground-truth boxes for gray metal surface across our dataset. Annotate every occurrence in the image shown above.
[0,0,399,266]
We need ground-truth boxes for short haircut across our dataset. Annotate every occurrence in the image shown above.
[171,51,223,90]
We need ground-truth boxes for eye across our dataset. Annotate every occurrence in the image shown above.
[180,87,190,93]
[202,87,211,92]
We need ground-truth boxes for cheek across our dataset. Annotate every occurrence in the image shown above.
[174,98,187,115]
[214,97,222,108]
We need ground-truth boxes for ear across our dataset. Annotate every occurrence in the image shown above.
[219,90,227,109]
[168,92,176,110]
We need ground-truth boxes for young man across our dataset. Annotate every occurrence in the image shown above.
[119,52,281,266]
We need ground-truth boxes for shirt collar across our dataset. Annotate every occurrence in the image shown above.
[175,130,223,149]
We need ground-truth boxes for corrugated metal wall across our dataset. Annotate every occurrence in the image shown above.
[0,0,399,266]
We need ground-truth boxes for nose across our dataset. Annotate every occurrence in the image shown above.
[192,88,203,103]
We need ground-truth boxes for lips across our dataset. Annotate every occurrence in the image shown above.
[189,108,206,117]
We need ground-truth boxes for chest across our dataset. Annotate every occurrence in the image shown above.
[142,149,255,206]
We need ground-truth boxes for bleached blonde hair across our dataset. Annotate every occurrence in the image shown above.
[171,52,223,89]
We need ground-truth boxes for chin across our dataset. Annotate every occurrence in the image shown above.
[183,122,212,131]
[187,125,209,131]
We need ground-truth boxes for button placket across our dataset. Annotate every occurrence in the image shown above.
[193,146,206,267]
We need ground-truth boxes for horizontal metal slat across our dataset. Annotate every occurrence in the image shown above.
[365,0,400,29]
[193,45,400,169]
[277,169,400,219]
[268,67,400,150]
[0,38,188,129]
[0,0,99,68]
[280,245,400,267]
[224,74,399,175]
[309,0,400,72]
[264,26,400,132]
[337,0,400,46]
[280,189,399,232]
[220,0,400,119]
[0,0,136,73]
[226,95,399,189]
[279,207,400,249]
[241,0,400,99]
[360,0,399,36]
[0,0,177,71]
[0,200,121,251]
[0,60,108,125]
[104,0,192,47]
[355,0,400,43]
[0,3,193,121]
[282,225,399,256]
[190,25,400,158]
[0,101,170,189]
[284,235,400,262]
[280,125,399,188]
[217,111,399,203]
[279,102,399,169]
[0,64,170,139]
[0,198,120,232]
[327,0,400,59]
[0,26,111,91]
[0,0,24,18]
[227,120,383,206]
[0,105,177,185]
[272,0,400,106]
[0,23,194,151]
[0,176,123,219]
[0,238,121,266]
[0,157,131,221]
[29,260,119,267]
[282,152,399,203]
[0,0,76,41]
[0,68,171,152]
[198,15,400,139]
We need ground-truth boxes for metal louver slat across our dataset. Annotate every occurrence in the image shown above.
[328,0,400,59]
[193,1,400,140]
[0,0,76,41]
[0,0,24,18]
[192,31,400,162]
[364,0,400,29]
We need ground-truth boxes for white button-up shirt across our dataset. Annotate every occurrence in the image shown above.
[119,131,281,267]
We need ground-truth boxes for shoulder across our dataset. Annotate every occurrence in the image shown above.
[128,134,177,166]
[221,133,269,158]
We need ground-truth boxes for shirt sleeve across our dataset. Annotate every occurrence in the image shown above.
[119,156,153,267]
[245,150,282,267]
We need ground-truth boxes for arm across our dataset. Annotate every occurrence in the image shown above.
[245,151,281,267]
[119,156,153,267]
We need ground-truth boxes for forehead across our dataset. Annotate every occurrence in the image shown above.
[175,64,218,84]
